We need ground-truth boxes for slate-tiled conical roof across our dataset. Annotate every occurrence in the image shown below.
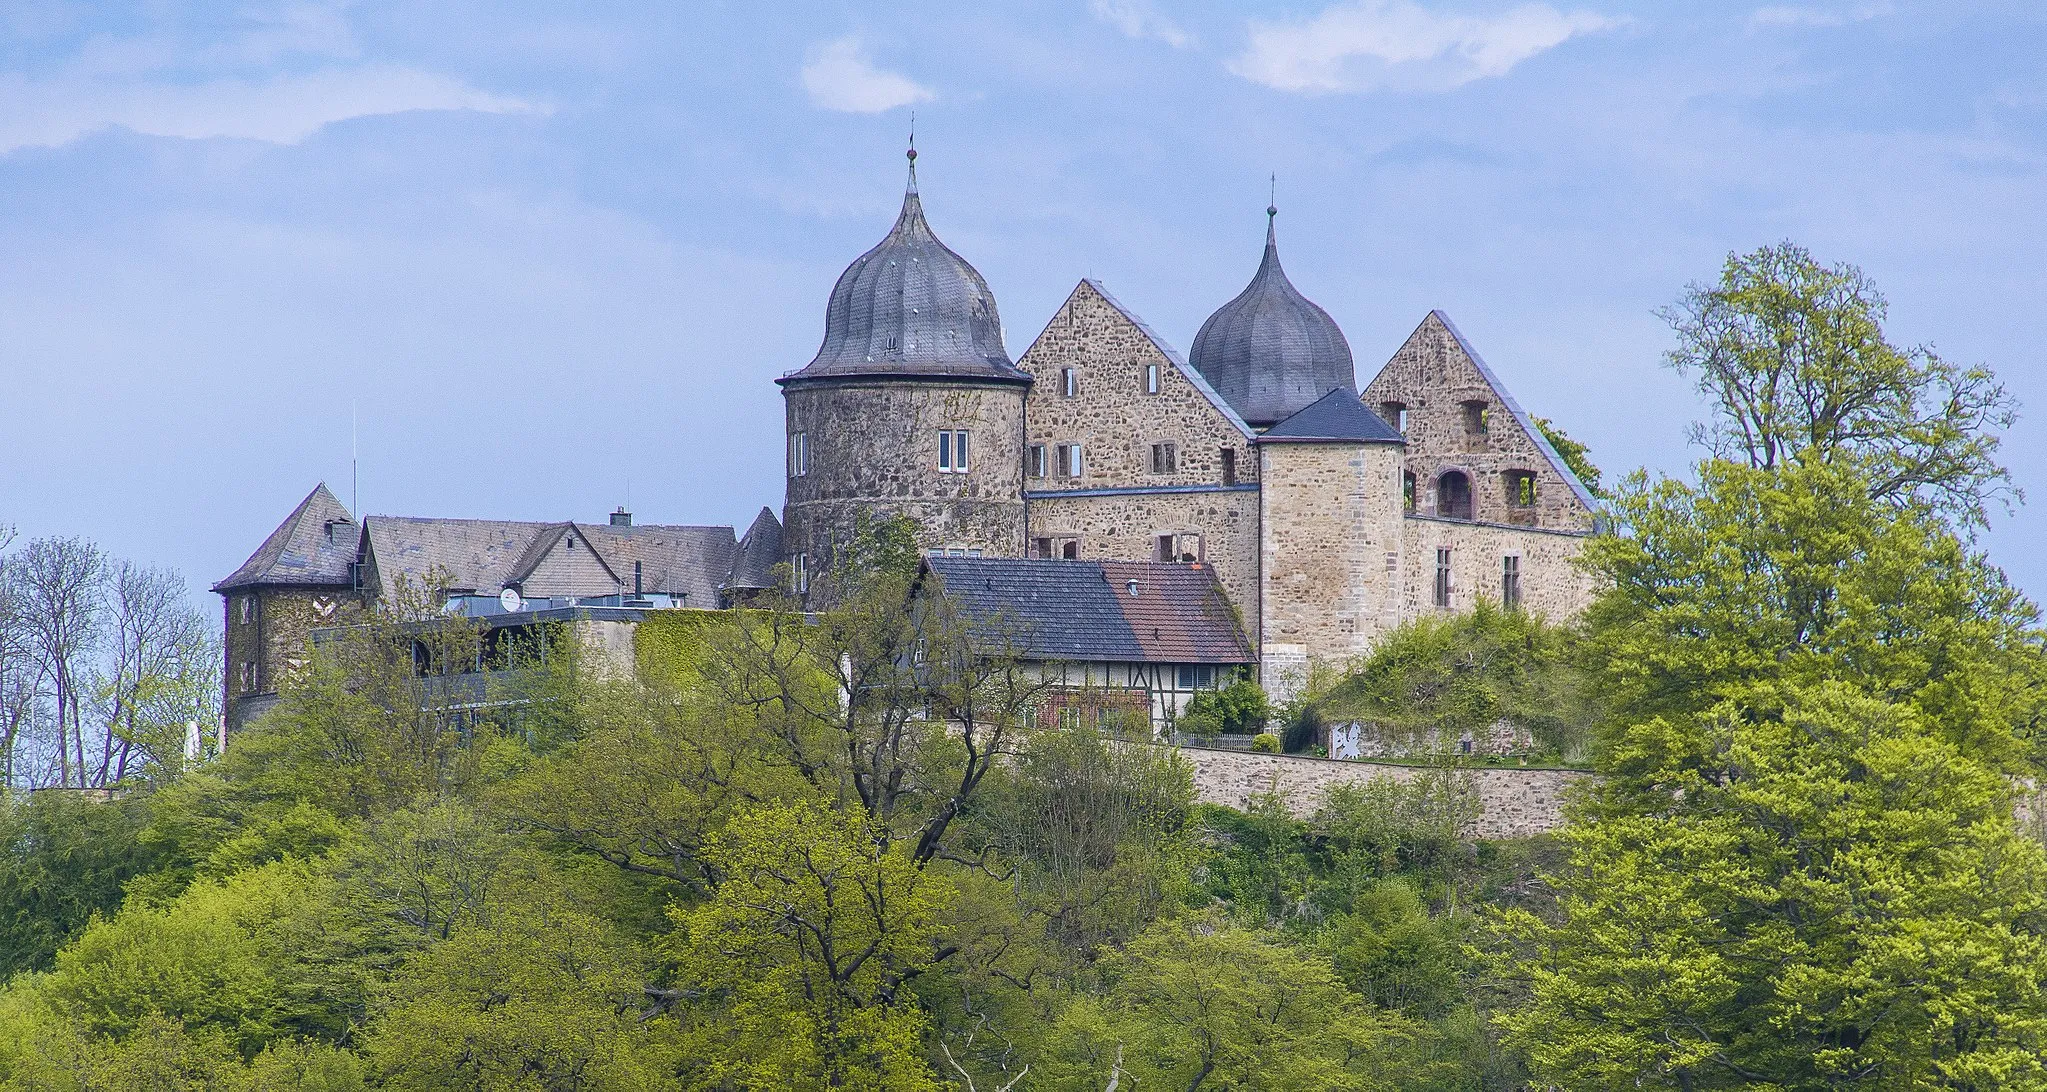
[213,483,357,592]
[1189,206,1356,428]
[779,148,1028,387]
[1258,387,1404,445]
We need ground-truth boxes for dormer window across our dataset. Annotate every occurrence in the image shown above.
[566,534,576,550]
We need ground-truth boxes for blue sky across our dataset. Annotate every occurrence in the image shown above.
[2,1,2044,603]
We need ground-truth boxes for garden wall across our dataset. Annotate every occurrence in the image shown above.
[1176,746,1590,839]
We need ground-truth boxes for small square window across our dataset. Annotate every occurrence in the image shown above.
[1057,443,1084,478]
[1150,442,1177,474]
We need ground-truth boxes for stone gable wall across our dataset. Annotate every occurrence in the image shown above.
[1179,745,1586,838]
[1018,282,1256,489]
[1400,517,1595,621]
[1257,441,1406,700]
[1025,490,1260,632]
[1361,313,1596,533]
[783,380,1028,594]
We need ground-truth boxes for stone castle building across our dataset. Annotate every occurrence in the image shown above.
[779,150,1599,700]
[220,147,1599,724]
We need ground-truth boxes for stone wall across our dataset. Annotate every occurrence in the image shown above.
[1179,745,1587,838]
[1361,312,1597,533]
[1018,280,1264,626]
[1257,440,1406,700]
[225,585,358,730]
[782,379,1028,597]
[1400,517,1594,621]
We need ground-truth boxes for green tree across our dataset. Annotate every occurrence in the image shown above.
[1179,677,1270,736]
[1660,241,2018,524]
[1493,684,2047,1088]
[1532,415,1605,500]
[0,790,161,978]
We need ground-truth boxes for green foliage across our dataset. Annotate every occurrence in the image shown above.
[1531,414,1605,499]
[1494,684,2047,1088]
[1660,240,2018,524]
[1250,731,1280,753]
[0,790,161,979]
[1180,677,1270,735]
[1316,602,1601,762]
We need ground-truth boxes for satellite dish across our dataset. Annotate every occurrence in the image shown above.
[500,587,522,612]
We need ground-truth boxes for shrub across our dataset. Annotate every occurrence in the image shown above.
[1182,679,1272,736]
[1251,733,1281,754]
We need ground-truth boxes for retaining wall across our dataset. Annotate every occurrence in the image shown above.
[1178,746,1590,839]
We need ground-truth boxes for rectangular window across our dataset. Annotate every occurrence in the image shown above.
[1156,533,1202,563]
[1505,470,1537,507]
[789,431,809,477]
[1060,537,1080,560]
[1502,555,1522,608]
[1434,547,1452,608]
[937,430,970,473]
[1176,664,1216,690]
[1463,400,1490,435]
[1057,443,1083,478]
[1061,368,1079,398]
[1144,363,1160,394]
[1403,472,1416,513]
[239,597,254,624]
[1220,447,1237,487]
[1029,443,1048,478]
[1032,536,1052,559]
[1382,402,1409,433]
[1150,442,1177,474]
[241,661,256,692]
[794,553,810,595]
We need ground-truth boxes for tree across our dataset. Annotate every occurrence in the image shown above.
[1532,415,1605,500]
[1041,913,1428,1091]
[1179,677,1270,737]
[0,789,162,978]
[89,561,215,784]
[1492,684,2047,1088]
[1660,241,2018,525]
[12,537,104,787]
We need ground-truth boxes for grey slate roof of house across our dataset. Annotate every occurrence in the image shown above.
[1188,208,1357,428]
[361,515,736,603]
[779,153,1030,388]
[1258,387,1406,444]
[922,556,1252,664]
[723,507,784,591]
[213,483,357,592]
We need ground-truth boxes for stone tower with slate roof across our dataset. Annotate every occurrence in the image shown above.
[212,483,362,730]
[776,145,1031,602]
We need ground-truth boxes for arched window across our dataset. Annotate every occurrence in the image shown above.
[1437,470,1473,520]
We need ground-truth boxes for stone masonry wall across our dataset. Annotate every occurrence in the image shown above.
[1400,517,1594,621]
[1257,440,1406,701]
[1018,281,1263,627]
[1361,312,1597,533]
[1180,745,1587,838]
[783,379,1027,595]
[225,586,359,730]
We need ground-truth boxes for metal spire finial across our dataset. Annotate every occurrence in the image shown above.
[905,113,919,194]
[1267,173,1277,219]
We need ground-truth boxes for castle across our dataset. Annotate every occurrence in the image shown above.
[217,147,1598,728]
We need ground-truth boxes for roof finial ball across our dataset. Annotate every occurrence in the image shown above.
[1268,171,1277,220]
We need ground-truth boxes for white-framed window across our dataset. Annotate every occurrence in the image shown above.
[1029,443,1048,478]
[1502,555,1522,608]
[1176,664,1216,690]
[1150,442,1177,474]
[1144,363,1160,394]
[1061,368,1079,398]
[793,553,810,595]
[937,430,971,473]
[789,431,810,477]
[1056,443,1084,478]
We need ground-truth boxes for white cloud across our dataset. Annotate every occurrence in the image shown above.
[1747,3,1890,30]
[799,37,932,114]
[0,66,541,154]
[1090,0,1193,48]
[1230,0,1621,94]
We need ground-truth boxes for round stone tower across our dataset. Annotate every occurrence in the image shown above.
[778,147,1030,599]
[1188,205,1356,429]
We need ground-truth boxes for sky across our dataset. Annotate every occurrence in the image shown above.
[2,0,2044,606]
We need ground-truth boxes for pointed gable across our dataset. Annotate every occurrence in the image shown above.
[1362,311,1598,529]
[1074,280,1255,438]
[506,522,623,599]
[214,483,357,592]
[724,507,784,592]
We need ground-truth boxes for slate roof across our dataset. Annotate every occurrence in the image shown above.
[361,515,737,603]
[723,507,784,591]
[780,151,1029,388]
[1257,387,1405,444]
[922,557,1252,664]
[1188,208,1357,428]
[213,483,357,592]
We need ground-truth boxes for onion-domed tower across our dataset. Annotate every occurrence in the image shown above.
[1188,204,1356,429]
[778,145,1031,600]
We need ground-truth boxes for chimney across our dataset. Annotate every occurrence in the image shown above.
[610,507,632,527]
